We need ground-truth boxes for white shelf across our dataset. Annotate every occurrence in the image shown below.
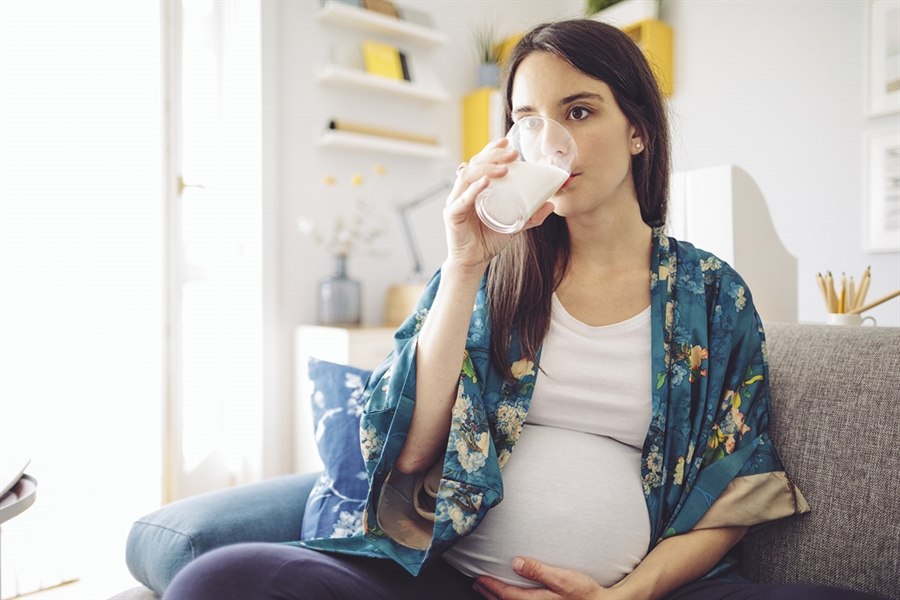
[317,64,449,104]
[316,2,449,48]
[318,129,448,159]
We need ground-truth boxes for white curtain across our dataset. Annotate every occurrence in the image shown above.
[164,0,265,501]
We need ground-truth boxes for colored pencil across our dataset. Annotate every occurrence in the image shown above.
[855,271,871,311]
[825,272,837,313]
[816,273,828,306]
[848,288,900,315]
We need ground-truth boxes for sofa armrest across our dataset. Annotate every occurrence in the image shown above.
[738,323,900,599]
[125,471,320,595]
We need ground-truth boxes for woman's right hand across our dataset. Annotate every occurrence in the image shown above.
[397,140,544,475]
[396,139,555,475]
[444,138,554,271]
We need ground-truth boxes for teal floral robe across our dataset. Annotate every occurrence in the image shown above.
[299,229,809,577]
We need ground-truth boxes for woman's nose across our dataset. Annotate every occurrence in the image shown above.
[540,126,576,166]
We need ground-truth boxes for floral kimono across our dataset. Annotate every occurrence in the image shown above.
[299,229,809,578]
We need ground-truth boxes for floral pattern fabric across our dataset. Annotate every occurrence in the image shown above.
[295,230,807,576]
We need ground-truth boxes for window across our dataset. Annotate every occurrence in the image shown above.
[0,1,163,595]
[162,0,265,501]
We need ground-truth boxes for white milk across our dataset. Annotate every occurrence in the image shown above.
[476,161,569,233]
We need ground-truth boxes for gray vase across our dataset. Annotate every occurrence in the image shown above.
[317,255,361,326]
[477,63,500,88]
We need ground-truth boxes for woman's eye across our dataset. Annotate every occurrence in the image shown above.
[569,106,590,120]
[521,116,543,130]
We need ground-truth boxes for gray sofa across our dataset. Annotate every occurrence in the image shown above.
[735,322,899,597]
[116,322,900,599]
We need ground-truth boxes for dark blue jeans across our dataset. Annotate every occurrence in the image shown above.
[162,543,883,600]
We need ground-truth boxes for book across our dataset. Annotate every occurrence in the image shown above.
[361,0,398,18]
[361,40,404,81]
[329,120,438,145]
[399,51,411,82]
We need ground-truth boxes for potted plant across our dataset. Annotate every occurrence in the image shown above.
[297,166,388,326]
[471,21,501,89]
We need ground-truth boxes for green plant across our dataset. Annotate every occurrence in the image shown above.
[585,0,625,15]
[470,21,501,65]
[587,0,663,16]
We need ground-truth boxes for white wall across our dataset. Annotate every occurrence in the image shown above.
[663,0,899,327]
[266,0,900,472]
[274,0,584,330]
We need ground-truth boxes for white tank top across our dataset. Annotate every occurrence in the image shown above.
[442,294,653,588]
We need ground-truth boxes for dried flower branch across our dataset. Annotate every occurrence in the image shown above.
[297,165,388,258]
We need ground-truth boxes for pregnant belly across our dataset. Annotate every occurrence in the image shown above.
[442,424,651,588]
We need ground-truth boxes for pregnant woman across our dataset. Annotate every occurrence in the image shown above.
[163,18,880,600]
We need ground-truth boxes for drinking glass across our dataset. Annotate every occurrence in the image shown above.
[475,116,577,234]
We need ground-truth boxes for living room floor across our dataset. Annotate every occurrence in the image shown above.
[13,569,140,600]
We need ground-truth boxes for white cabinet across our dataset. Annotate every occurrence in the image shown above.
[667,165,798,323]
[296,325,396,368]
[294,325,396,473]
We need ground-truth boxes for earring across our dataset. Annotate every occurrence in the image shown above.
[636,142,642,150]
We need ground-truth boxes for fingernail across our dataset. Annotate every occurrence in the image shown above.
[513,558,525,573]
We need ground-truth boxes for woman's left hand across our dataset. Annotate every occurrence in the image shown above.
[473,557,612,600]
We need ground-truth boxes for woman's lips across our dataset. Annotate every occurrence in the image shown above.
[561,173,579,189]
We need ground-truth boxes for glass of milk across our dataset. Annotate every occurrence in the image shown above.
[475,116,577,234]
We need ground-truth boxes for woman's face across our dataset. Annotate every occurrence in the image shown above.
[510,51,642,220]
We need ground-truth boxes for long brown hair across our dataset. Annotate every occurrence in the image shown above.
[487,19,670,379]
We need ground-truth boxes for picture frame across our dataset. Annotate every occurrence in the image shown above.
[866,0,900,116]
[865,129,900,252]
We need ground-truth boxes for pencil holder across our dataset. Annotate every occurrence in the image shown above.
[825,313,876,326]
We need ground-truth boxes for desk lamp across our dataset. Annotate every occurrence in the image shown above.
[385,177,454,326]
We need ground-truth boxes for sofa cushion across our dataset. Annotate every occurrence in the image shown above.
[299,358,372,540]
[125,472,319,595]
[738,322,900,599]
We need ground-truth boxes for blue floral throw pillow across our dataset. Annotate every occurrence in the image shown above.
[300,358,373,540]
